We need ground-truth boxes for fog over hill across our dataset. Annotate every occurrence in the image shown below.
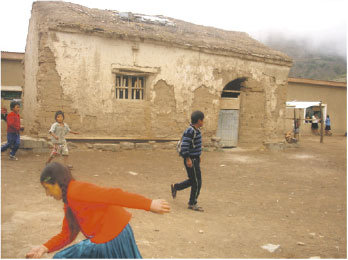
[252,30,347,82]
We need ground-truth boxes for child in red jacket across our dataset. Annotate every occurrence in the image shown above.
[1,101,21,160]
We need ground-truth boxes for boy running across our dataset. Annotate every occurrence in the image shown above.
[1,101,22,160]
[171,111,205,212]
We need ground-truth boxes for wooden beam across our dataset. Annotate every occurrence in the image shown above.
[65,136,179,142]
[320,102,324,143]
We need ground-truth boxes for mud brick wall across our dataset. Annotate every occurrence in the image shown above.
[23,2,291,147]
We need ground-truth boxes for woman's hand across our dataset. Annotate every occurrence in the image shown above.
[150,199,170,214]
[26,245,48,258]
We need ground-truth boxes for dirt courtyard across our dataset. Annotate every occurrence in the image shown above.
[1,135,346,258]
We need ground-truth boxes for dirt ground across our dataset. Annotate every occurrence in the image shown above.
[1,135,346,258]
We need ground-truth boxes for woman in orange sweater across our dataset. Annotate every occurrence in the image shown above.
[26,162,170,258]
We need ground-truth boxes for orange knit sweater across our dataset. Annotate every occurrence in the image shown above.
[43,180,152,252]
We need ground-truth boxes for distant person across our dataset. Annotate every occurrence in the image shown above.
[285,131,297,143]
[46,111,79,169]
[305,115,311,123]
[1,107,8,121]
[311,114,319,135]
[294,118,300,141]
[325,115,332,136]
[171,110,205,212]
[1,101,22,160]
[25,162,170,258]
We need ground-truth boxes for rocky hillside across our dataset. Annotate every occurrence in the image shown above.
[262,35,347,82]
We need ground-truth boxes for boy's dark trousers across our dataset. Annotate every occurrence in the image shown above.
[1,133,20,156]
[174,157,202,206]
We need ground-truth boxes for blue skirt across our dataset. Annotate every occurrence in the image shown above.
[53,224,142,259]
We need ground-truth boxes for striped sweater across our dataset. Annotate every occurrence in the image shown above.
[180,125,202,158]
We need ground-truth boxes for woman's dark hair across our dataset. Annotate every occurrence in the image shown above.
[40,162,80,239]
[191,110,205,124]
[55,110,65,120]
[10,101,20,110]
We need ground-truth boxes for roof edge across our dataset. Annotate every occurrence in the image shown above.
[1,51,25,61]
[288,77,347,88]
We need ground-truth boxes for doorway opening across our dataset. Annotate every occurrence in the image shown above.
[217,77,247,147]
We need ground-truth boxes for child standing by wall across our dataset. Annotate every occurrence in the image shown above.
[1,101,21,160]
[311,114,320,135]
[46,111,79,168]
[26,162,170,258]
[325,115,332,136]
[294,118,300,141]
[171,110,205,212]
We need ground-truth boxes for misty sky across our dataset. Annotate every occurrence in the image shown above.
[0,0,346,57]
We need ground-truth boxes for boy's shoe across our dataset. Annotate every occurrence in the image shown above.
[171,184,177,199]
[67,165,73,170]
[9,155,18,161]
[188,204,204,212]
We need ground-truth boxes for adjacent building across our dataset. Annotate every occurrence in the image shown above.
[286,78,347,135]
[1,51,24,139]
[1,51,24,106]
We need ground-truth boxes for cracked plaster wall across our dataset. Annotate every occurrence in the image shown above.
[24,30,290,145]
[23,12,40,136]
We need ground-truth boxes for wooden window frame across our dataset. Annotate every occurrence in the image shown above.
[221,90,241,98]
[115,74,146,100]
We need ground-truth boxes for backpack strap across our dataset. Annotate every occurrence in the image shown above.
[190,126,197,148]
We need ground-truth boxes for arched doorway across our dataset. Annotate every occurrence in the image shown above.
[216,77,246,147]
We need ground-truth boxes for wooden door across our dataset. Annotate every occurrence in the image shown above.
[216,109,239,147]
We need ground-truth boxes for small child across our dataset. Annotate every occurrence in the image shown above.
[325,115,332,136]
[1,106,8,121]
[311,114,320,135]
[46,111,79,168]
[1,101,21,160]
[293,118,300,141]
[285,131,297,143]
[171,110,205,212]
[26,162,170,258]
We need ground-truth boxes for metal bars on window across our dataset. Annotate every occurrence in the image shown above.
[115,75,145,100]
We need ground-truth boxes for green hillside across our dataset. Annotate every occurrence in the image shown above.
[262,37,347,82]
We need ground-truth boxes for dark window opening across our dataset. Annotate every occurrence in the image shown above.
[1,91,22,100]
[305,106,322,123]
[221,77,247,98]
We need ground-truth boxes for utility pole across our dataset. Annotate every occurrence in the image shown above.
[320,101,324,143]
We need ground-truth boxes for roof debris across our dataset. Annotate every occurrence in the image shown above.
[32,1,292,66]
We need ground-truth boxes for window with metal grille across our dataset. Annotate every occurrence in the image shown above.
[115,75,145,100]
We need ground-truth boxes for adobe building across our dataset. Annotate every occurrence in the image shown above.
[1,51,24,106]
[1,51,24,139]
[286,78,347,135]
[23,1,293,147]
